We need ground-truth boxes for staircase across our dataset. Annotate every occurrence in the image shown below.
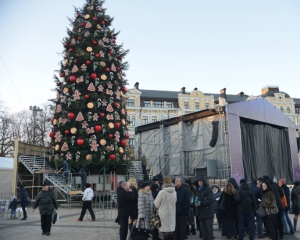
[18,155,78,196]
[128,160,144,180]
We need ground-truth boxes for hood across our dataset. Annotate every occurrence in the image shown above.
[12,196,17,200]
[195,176,208,187]
[19,185,24,189]
[228,178,238,187]
[162,184,175,193]
[211,185,221,192]
[240,183,250,190]
[251,179,257,185]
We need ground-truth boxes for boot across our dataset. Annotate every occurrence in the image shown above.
[186,225,190,235]
[191,225,196,235]
[128,223,133,240]
[294,218,298,232]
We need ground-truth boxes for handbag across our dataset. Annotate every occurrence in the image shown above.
[281,192,288,208]
[217,196,226,213]
[256,205,267,219]
[132,218,150,238]
[52,211,59,224]
[150,208,161,228]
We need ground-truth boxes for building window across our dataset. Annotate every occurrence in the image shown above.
[144,100,151,107]
[152,116,157,122]
[195,102,199,110]
[129,138,135,146]
[154,101,164,108]
[166,102,172,108]
[127,116,130,125]
[142,116,148,125]
[184,102,189,109]
[296,108,299,113]
[280,106,284,112]
[126,99,134,107]
[131,116,135,126]
[287,106,290,113]
[205,103,210,109]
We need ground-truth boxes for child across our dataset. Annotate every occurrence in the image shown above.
[9,196,18,219]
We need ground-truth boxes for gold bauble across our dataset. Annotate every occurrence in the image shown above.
[71,127,77,134]
[97,24,101,30]
[55,144,60,151]
[84,14,90,19]
[64,59,68,65]
[100,139,106,145]
[100,61,106,67]
[86,154,93,160]
[100,74,107,81]
[53,119,58,125]
[121,119,126,125]
[87,102,94,108]
[108,122,114,129]
[63,87,69,94]
[86,47,93,52]
[118,147,124,154]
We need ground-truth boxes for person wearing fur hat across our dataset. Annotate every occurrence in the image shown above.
[19,184,28,220]
[154,177,177,240]
[32,182,58,236]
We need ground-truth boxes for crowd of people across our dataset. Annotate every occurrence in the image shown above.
[116,175,300,240]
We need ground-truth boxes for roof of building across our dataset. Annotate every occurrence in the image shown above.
[294,98,300,106]
[0,157,13,170]
[205,93,249,103]
[260,91,290,98]
[139,89,179,99]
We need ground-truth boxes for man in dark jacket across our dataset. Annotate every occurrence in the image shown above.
[61,160,69,183]
[175,177,190,240]
[195,176,214,240]
[234,179,256,240]
[79,168,87,192]
[117,182,133,240]
[211,185,222,229]
[19,185,28,220]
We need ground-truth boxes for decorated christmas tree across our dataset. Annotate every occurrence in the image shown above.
[49,0,130,173]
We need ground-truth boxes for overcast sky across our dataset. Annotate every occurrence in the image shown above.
[0,0,300,113]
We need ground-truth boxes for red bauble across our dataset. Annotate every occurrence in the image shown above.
[93,16,97,21]
[69,48,74,52]
[92,40,97,45]
[95,125,102,132]
[51,117,55,122]
[125,133,130,139]
[74,59,78,64]
[90,73,97,80]
[109,50,113,55]
[86,60,91,65]
[113,40,116,44]
[121,86,127,93]
[105,67,110,72]
[77,36,82,41]
[77,13,81,17]
[64,43,69,47]
[77,138,84,146]
[108,133,113,138]
[120,139,127,146]
[114,122,120,128]
[99,113,105,117]
[84,94,89,99]
[49,132,55,138]
[95,53,100,58]
[109,154,116,161]
[59,72,65,77]
[56,82,61,86]
[67,112,75,120]
[119,56,123,60]
[113,36,117,39]
[114,102,119,108]
[81,22,86,27]
[100,20,105,25]
[65,130,70,135]
[116,67,121,71]
[70,75,76,83]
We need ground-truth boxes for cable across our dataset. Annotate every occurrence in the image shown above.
[0,55,25,109]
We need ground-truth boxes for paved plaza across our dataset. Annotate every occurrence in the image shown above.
[1,207,300,240]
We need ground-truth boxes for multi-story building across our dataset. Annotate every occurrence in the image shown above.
[125,83,300,149]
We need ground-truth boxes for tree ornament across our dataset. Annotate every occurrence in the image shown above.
[65,130,70,135]
[85,22,92,28]
[100,112,105,117]
[100,74,107,81]
[64,43,69,47]
[87,82,96,91]
[106,103,114,112]
[77,138,84,146]
[77,36,82,41]
[84,14,90,19]
[74,59,78,64]
[115,131,120,142]
[67,112,75,119]
[107,145,114,151]
[55,144,60,151]
[59,117,67,125]
[100,20,105,25]
[93,16,97,21]
[71,127,77,134]
[109,50,113,55]
[81,64,87,71]
[109,154,116,161]
[59,72,65,77]
[116,66,121,71]
[86,47,93,52]
[70,38,76,45]
[73,90,81,100]
[121,86,127,93]
[87,5,94,11]
[54,131,62,142]
[77,13,81,17]
[70,75,76,83]
[76,112,84,121]
[69,48,74,52]
[95,125,102,132]
[84,94,89,99]
[100,139,106,145]
[105,67,110,72]
[86,126,94,134]
[66,152,72,160]
[84,31,90,37]
[114,102,119,108]
[120,139,127,146]
[90,73,97,80]
[106,114,113,120]
[56,82,61,86]
[90,139,99,151]
[100,61,106,67]
[125,133,130,139]
[81,22,86,27]
[95,53,100,58]
[86,60,91,65]
[108,122,114,129]
[61,142,69,151]
[72,65,79,73]
[96,6,102,11]
[86,154,93,161]
[118,147,124,154]
[114,122,120,128]
[87,102,94,108]
[76,76,84,83]
[108,133,113,138]
[98,85,104,92]
[111,63,117,72]
[49,132,55,138]
[92,40,97,45]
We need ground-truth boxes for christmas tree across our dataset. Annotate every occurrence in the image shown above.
[49,0,130,173]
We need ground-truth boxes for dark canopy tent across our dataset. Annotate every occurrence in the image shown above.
[240,117,293,183]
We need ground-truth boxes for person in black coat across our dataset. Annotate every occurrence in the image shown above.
[234,179,256,240]
[280,178,294,235]
[228,178,240,191]
[117,182,133,240]
[291,181,300,231]
[79,168,87,192]
[174,177,190,240]
[19,184,28,220]
[9,196,19,219]
[195,176,214,240]
[211,184,222,229]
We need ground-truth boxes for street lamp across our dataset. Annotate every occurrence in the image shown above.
[29,105,43,145]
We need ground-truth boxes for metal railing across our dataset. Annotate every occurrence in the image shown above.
[0,193,22,219]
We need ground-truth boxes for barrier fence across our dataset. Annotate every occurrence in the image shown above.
[0,193,22,219]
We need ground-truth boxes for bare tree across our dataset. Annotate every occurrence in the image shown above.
[0,98,14,156]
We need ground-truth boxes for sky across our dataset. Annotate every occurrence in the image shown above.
[0,0,300,113]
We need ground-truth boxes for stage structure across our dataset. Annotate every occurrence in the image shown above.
[135,98,299,183]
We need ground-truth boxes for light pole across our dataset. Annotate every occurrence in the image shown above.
[29,105,43,145]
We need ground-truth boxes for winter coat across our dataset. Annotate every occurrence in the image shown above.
[175,185,190,216]
[79,168,87,182]
[234,183,256,214]
[270,181,284,211]
[154,183,177,233]
[228,178,239,191]
[19,185,28,208]
[117,187,133,217]
[150,184,160,200]
[136,190,154,230]
[291,185,300,214]
[33,189,58,215]
[63,160,69,171]
[82,187,94,201]
[282,184,291,211]
[129,186,138,217]
[218,192,237,218]
[9,197,18,210]
[211,185,222,214]
[261,191,278,215]
[249,182,262,206]
[195,176,214,220]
